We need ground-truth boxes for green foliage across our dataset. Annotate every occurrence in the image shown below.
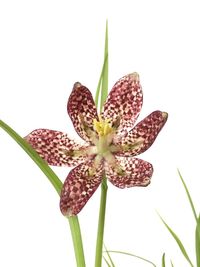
[159,170,200,267]
[196,215,200,267]
[0,120,86,267]
[104,245,116,267]
[162,253,166,267]
[177,170,198,222]
[100,20,109,111]
[103,256,112,267]
[158,213,194,267]
[106,250,156,266]
[0,120,62,194]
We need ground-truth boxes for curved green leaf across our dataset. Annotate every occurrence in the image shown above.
[106,250,156,267]
[0,119,86,267]
[104,245,115,267]
[162,253,166,267]
[177,169,198,222]
[100,20,109,112]
[0,120,62,194]
[103,256,112,267]
[158,213,194,267]
[196,215,200,267]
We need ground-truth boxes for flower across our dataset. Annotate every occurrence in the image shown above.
[25,73,168,216]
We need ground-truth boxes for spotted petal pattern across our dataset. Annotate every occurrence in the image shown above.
[60,160,103,216]
[25,129,87,167]
[116,111,168,156]
[102,73,143,138]
[67,82,98,142]
[105,156,153,188]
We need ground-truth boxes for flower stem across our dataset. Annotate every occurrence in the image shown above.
[68,216,86,267]
[95,178,108,267]
[0,119,85,267]
[94,21,109,267]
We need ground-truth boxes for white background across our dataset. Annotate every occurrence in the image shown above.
[0,1,200,266]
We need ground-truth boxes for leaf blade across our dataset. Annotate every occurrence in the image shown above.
[104,245,115,267]
[162,253,166,267]
[103,256,112,267]
[177,169,198,222]
[158,213,194,267]
[100,20,109,111]
[106,250,156,267]
[0,119,62,194]
[195,215,200,267]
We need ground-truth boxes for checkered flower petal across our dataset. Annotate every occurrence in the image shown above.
[105,156,153,188]
[116,111,168,156]
[102,73,143,138]
[60,159,103,216]
[67,82,98,142]
[25,129,87,167]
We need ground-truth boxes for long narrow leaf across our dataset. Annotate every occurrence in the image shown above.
[0,120,62,194]
[0,119,86,267]
[170,260,174,267]
[103,256,112,267]
[106,250,156,267]
[195,215,200,267]
[162,253,166,267]
[95,54,108,108]
[158,213,194,267]
[104,245,115,267]
[100,20,108,111]
[177,169,198,222]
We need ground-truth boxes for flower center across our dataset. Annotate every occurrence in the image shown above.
[92,116,114,156]
[93,116,113,137]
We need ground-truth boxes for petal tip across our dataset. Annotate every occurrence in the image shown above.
[73,82,82,89]
[130,72,140,82]
[162,112,168,120]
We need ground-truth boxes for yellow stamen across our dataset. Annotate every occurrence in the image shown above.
[93,115,113,136]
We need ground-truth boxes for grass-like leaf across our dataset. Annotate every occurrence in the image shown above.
[178,169,198,222]
[170,260,174,267]
[103,256,112,267]
[106,250,156,267]
[0,120,62,194]
[196,215,200,267]
[95,54,108,108]
[162,253,166,267]
[104,245,115,267]
[100,20,109,112]
[158,213,194,267]
[0,119,86,267]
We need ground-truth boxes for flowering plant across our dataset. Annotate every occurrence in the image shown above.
[0,23,173,267]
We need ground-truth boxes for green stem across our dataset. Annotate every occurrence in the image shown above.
[0,119,85,267]
[95,178,108,267]
[94,21,109,267]
[69,216,86,267]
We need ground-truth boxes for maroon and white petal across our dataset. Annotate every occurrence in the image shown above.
[67,82,98,142]
[115,111,168,156]
[60,159,103,216]
[105,156,153,188]
[25,129,88,167]
[102,73,143,138]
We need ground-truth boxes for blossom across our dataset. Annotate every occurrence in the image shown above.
[25,73,168,216]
